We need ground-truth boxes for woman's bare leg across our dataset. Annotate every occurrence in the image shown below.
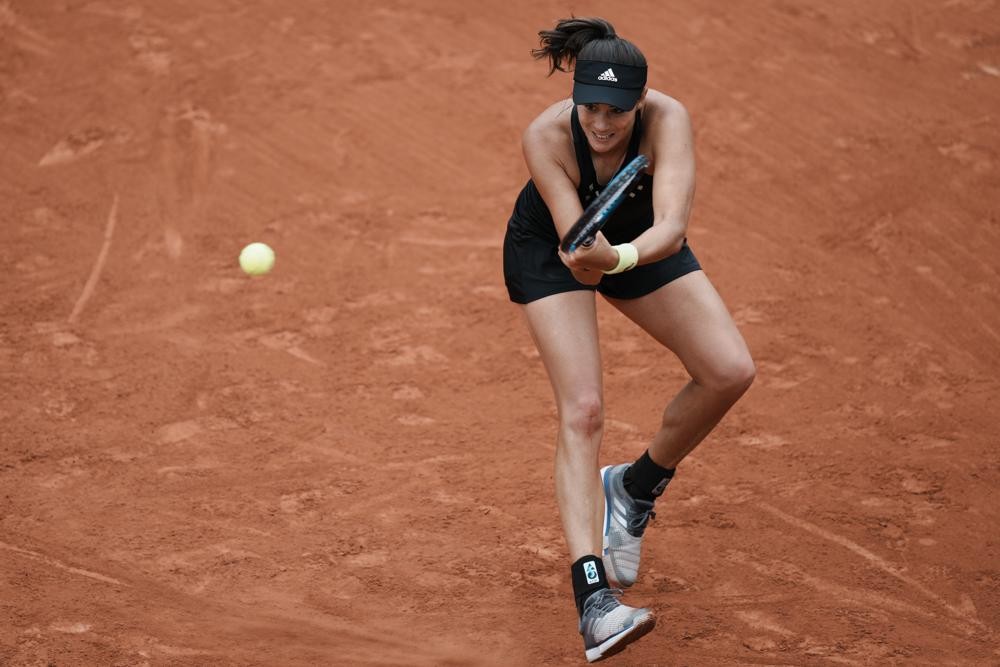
[522,290,605,560]
[605,271,755,468]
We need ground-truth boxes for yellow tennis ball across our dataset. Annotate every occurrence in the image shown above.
[239,242,275,275]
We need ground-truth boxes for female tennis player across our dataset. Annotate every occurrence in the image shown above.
[502,17,756,661]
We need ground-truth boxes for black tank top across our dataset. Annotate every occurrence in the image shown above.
[508,106,655,246]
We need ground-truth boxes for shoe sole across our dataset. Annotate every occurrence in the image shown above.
[584,610,656,662]
[600,465,632,589]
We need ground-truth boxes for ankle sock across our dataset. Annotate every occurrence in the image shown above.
[571,555,609,617]
[623,451,675,502]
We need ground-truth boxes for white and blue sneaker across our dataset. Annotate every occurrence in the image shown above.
[601,464,656,588]
[579,588,655,662]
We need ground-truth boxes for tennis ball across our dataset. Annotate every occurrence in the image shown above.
[239,242,275,275]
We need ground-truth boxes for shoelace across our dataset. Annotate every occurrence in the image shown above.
[585,587,626,615]
[627,500,656,536]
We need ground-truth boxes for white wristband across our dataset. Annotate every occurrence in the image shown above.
[603,243,639,274]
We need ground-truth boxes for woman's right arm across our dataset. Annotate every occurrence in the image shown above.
[522,116,584,240]
[522,114,611,284]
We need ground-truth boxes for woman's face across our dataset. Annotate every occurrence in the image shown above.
[577,102,637,154]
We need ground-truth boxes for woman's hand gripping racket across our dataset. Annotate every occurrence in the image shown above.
[560,154,649,254]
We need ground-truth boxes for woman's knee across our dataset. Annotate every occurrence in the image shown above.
[699,352,756,396]
[558,393,605,438]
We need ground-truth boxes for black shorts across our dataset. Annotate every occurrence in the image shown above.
[503,221,702,305]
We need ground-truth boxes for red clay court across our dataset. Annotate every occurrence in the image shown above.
[2,1,999,664]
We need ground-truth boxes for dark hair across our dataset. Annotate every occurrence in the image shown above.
[531,16,647,75]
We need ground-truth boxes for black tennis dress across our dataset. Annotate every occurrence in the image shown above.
[503,106,701,304]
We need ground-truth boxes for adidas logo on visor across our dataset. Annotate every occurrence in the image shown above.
[597,68,618,82]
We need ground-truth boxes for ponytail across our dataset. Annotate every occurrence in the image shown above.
[531,17,646,75]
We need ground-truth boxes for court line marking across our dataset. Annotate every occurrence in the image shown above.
[0,540,127,587]
[69,193,119,324]
[759,502,990,635]
[731,550,980,642]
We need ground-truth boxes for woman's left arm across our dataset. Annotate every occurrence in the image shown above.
[631,97,695,264]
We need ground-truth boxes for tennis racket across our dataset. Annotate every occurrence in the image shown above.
[560,154,649,253]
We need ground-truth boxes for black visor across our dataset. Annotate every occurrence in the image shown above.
[572,60,647,110]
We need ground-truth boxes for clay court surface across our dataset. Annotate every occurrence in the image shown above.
[2,1,999,664]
